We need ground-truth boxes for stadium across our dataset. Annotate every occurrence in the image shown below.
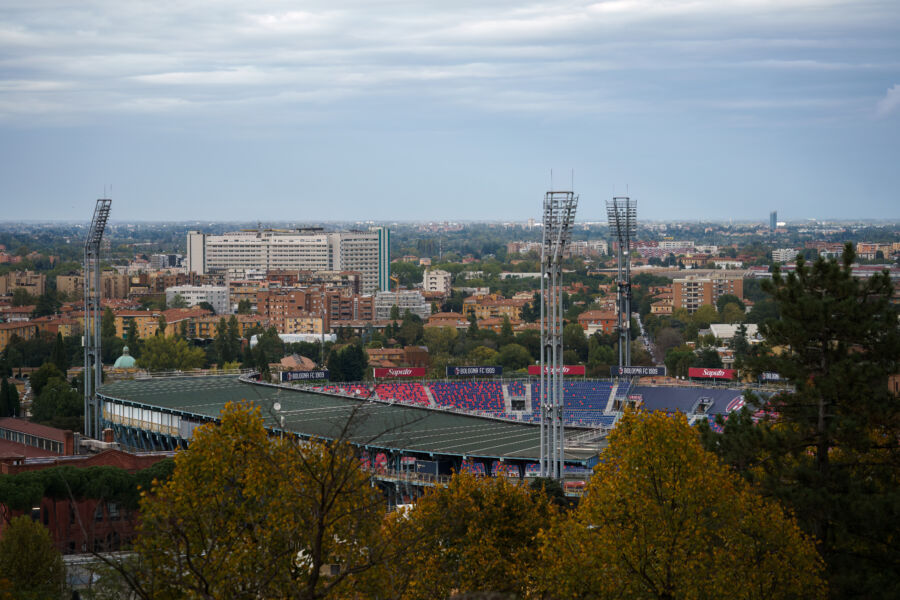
[97,373,765,497]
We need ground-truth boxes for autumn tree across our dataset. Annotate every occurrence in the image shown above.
[131,402,398,599]
[372,473,555,600]
[539,410,824,600]
[0,515,67,600]
[706,245,900,598]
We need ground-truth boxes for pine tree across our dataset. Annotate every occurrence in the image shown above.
[705,244,900,599]
[50,332,68,374]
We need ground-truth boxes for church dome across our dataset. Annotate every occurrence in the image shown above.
[114,345,136,368]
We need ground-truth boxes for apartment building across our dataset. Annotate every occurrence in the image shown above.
[57,272,130,299]
[422,269,452,294]
[165,285,229,315]
[0,270,46,297]
[772,248,799,263]
[186,227,390,294]
[672,275,744,313]
[374,290,430,320]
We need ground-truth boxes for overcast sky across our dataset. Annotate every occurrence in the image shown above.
[1,0,898,223]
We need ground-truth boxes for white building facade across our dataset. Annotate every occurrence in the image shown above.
[166,285,230,315]
[422,269,452,294]
[186,227,390,294]
[374,290,430,320]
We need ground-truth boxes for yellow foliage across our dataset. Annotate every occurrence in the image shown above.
[538,410,826,600]
[132,401,388,599]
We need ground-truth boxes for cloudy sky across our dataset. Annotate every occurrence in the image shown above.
[1,0,898,222]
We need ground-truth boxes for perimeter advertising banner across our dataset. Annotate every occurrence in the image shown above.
[759,371,783,382]
[527,365,587,376]
[447,366,503,377]
[688,367,736,380]
[612,366,666,377]
[280,370,329,382]
[373,367,427,378]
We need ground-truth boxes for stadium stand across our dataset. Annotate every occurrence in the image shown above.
[460,460,487,476]
[524,462,541,477]
[320,384,371,397]
[491,460,520,478]
[631,386,744,417]
[375,382,430,406]
[430,381,505,413]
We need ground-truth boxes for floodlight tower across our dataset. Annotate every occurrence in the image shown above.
[606,196,636,370]
[83,198,111,438]
[539,190,578,480]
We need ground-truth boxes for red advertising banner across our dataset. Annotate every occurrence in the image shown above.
[688,367,736,380]
[527,365,587,376]
[373,367,427,378]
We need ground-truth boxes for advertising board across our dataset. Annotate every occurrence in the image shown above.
[688,367,736,380]
[280,370,329,382]
[611,366,666,377]
[373,367,427,378]
[447,366,503,376]
[527,365,587,376]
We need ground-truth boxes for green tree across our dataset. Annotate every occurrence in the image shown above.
[136,335,206,372]
[423,327,457,355]
[101,307,117,339]
[28,362,65,397]
[497,343,532,371]
[693,346,723,369]
[390,304,401,321]
[50,332,68,373]
[131,402,395,599]
[213,317,232,367]
[467,346,499,365]
[0,515,66,600]
[716,293,745,314]
[0,378,19,418]
[30,378,82,430]
[539,410,824,599]
[721,301,746,324]
[692,303,719,328]
[562,323,588,362]
[31,292,61,318]
[10,288,34,307]
[236,298,253,314]
[168,293,188,309]
[715,246,900,598]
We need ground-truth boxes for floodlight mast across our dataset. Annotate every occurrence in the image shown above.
[606,196,636,372]
[83,198,111,439]
[539,190,577,480]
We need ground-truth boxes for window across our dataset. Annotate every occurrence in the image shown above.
[94,504,104,522]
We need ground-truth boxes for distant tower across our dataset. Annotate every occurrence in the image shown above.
[84,198,111,439]
[770,211,777,231]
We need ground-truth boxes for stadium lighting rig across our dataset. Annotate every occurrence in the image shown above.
[539,190,578,480]
[84,198,111,439]
[607,196,636,371]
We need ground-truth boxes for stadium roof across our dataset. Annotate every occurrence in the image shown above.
[99,376,599,463]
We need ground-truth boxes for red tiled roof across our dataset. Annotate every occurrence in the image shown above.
[0,418,70,443]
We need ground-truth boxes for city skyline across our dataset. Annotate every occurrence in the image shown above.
[1,0,898,222]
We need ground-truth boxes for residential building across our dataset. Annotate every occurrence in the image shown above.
[673,274,744,313]
[772,248,799,263]
[577,310,617,335]
[422,269,452,295]
[150,253,183,270]
[0,322,37,352]
[186,227,390,294]
[166,285,229,315]
[375,290,430,320]
[0,270,46,297]
[57,272,130,300]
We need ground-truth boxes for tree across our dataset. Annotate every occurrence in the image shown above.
[692,304,719,328]
[376,473,554,600]
[0,515,66,600]
[136,335,206,372]
[0,378,19,418]
[236,298,253,314]
[50,332,68,373]
[28,362,65,397]
[30,378,82,431]
[497,343,531,371]
[423,327,457,355]
[212,317,232,367]
[717,246,900,598]
[716,293,745,314]
[539,410,824,599]
[131,402,395,599]
[168,293,188,309]
[31,292,61,318]
[101,307,117,339]
[562,323,588,362]
[693,346,723,369]
[467,345,499,365]
[10,288,34,307]
[156,314,167,336]
[390,304,401,321]
[721,301,746,324]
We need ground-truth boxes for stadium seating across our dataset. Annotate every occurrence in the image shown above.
[429,381,505,413]
[375,382,430,406]
[320,384,372,397]
[490,460,520,478]
[460,460,487,476]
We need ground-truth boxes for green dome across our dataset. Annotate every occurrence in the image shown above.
[114,346,136,368]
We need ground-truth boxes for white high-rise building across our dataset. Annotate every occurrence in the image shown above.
[772,248,799,263]
[186,227,390,294]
